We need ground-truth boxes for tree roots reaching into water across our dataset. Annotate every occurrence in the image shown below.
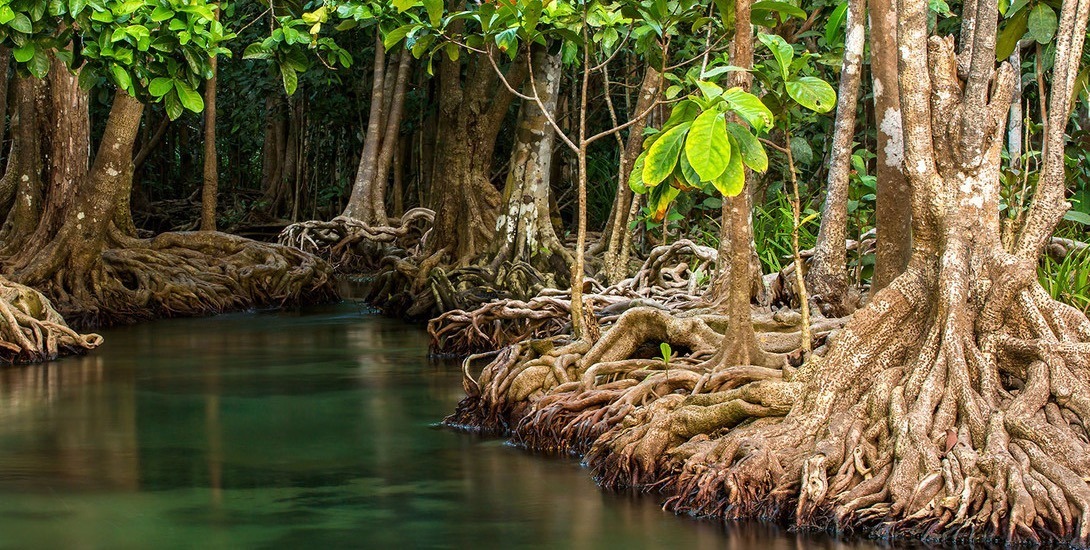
[446,263,1090,546]
[0,277,100,363]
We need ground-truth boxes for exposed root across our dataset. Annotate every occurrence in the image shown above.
[18,231,337,329]
[278,208,435,271]
[0,277,100,364]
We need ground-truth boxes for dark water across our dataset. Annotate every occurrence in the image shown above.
[0,303,886,549]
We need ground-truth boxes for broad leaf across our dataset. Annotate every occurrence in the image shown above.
[758,33,793,82]
[1028,4,1057,44]
[149,77,174,97]
[423,0,443,25]
[175,80,204,112]
[787,76,836,113]
[722,88,774,132]
[824,2,848,45]
[727,122,768,172]
[712,136,746,197]
[629,152,648,194]
[643,122,691,187]
[753,1,807,20]
[996,10,1029,59]
[684,110,731,182]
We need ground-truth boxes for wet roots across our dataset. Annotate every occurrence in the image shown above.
[446,265,1090,545]
[429,239,721,354]
[23,231,337,328]
[278,208,434,271]
[0,277,100,363]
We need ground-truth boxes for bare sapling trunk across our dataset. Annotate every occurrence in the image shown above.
[367,48,412,227]
[870,0,911,292]
[201,33,219,232]
[601,66,661,284]
[342,33,389,224]
[806,0,866,317]
[487,47,573,291]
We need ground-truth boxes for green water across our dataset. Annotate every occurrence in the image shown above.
[0,303,881,549]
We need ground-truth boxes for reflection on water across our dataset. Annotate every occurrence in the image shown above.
[0,303,889,549]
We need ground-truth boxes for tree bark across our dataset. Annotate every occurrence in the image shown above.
[870,0,911,292]
[487,48,572,289]
[806,0,866,317]
[343,32,387,223]
[201,33,219,231]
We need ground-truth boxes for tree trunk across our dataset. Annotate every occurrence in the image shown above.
[201,37,219,231]
[870,0,911,292]
[0,76,44,247]
[343,33,387,223]
[600,66,661,284]
[806,0,866,317]
[367,48,413,226]
[487,47,572,291]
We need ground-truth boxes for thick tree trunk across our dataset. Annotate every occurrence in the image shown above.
[870,0,911,292]
[0,76,44,247]
[201,44,219,231]
[487,48,572,288]
[806,0,866,317]
[426,51,526,264]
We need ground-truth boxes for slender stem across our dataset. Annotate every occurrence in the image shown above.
[784,130,811,355]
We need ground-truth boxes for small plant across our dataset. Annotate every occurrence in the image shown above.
[660,342,672,380]
[1040,247,1090,313]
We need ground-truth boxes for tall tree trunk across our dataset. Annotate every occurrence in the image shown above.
[201,36,219,231]
[368,48,413,226]
[870,0,911,292]
[0,76,44,247]
[600,66,661,284]
[342,32,387,223]
[487,47,572,290]
[806,0,866,317]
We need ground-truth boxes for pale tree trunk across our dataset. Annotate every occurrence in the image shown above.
[870,0,911,292]
[367,48,412,226]
[600,66,661,284]
[0,76,44,247]
[806,0,866,317]
[487,48,572,288]
[201,35,219,231]
[343,33,387,223]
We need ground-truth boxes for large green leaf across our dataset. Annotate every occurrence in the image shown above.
[786,76,837,113]
[996,9,1029,59]
[643,122,691,187]
[174,80,204,112]
[629,152,648,194]
[648,180,681,221]
[726,122,768,172]
[722,88,774,132]
[758,33,793,82]
[712,136,746,197]
[824,2,848,45]
[1028,4,1057,44]
[753,1,807,20]
[149,77,173,97]
[684,110,731,182]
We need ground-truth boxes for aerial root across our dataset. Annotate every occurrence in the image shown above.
[278,208,435,270]
[0,277,100,364]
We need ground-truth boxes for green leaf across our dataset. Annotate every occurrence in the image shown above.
[629,152,648,194]
[164,90,184,120]
[393,0,417,12]
[111,65,132,92]
[684,110,731,182]
[0,6,15,24]
[722,88,774,132]
[752,1,807,20]
[758,33,793,82]
[9,13,33,34]
[149,77,174,97]
[643,122,692,187]
[824,2,848,45]
[786,76,837,113]
[384,24,416,50]
[423,0,443,26]
[1028,4,1057,44]
[68,0,86,17]
[695,80,723,100]
[662,100,701,131]
[28,50,50,79]
[150,5,174,21]
[726,122,768,172]
[174,80,204,112]
[1064,210,1090,225]
[648,181,680,221]
[281,65,298,96]
[243,43,273,60]
[712,136,746,197]
[996,9,1029,59]
[12,43,35,63]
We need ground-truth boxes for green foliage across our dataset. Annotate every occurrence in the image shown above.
[1040,248,1090,314]
[0,0,231,118]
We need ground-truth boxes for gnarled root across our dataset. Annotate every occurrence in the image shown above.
[278,208,434,271]
[19,231,336,328]
[0,277,100,364]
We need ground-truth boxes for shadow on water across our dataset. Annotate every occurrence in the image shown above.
[0,303,911,549]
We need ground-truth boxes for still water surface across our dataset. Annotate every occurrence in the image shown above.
[0,303,888,549]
